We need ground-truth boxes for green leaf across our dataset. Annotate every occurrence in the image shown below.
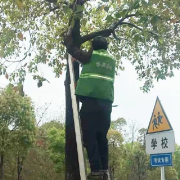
[173,8,179,17]
[157,74,166,81]
[62,5,69,13]
[134,34,142,42]
[121,9,129,17]
[76,5,84,13]
[37,80,43,88]
[139,16,148,23]
[170,65,173,70]
[81,18,87,26]
[106,15,113,22]
[115,12,122,18]
[104,7,109,12]
[151,16,158,26]
[158,37,164,44]
[17,83,24,96]
[176,43,180,50]
[174,25,178,35]
[141,0,149,7]
[133,0,140,9]
[6,85,13,94]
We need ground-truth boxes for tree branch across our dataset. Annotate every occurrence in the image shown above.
[71,0,91,46]
[4,32,32,64]
[110,13,137,30]
[122,22,143,31]
[72,18,82,47]
[81,29,113,43]
[112,31,121,41]
[81,13,138,43]
[121,22,158,36]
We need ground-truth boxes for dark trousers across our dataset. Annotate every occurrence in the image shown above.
[80,97,112,172]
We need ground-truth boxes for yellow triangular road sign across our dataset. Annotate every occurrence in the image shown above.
[147,97,172,134]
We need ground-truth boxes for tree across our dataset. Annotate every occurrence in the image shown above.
[11,118,36,180]
[0,85,36,180]
[47,127,65,174]
[127,120,139,145]
[174,145,180,180]
[122,143,149,180]
[0,0,180,91]
[36,121,65,177]
[146,166,178,180]
[107,129,124,180]
[1,1,180,180]
[137,128,147,149]
[22,122,64,180]
[111,118,127,132]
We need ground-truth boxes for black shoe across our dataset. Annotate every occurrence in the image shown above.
[100,170,110,180]
[87,172,103,180]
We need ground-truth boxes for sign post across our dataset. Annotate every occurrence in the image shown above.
[161,166,165,180]
[146,97,175,180]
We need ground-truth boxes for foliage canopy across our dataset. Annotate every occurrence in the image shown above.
[0,0,180,91]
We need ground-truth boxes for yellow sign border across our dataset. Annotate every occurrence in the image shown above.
[147,96,173,134]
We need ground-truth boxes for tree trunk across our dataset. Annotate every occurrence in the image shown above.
[65,59,81,180]
[17,155,20,180]
[17,155,23,180]
[0,154,4,180]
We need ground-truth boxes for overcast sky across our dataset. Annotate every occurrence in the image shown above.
[0,60,179,145]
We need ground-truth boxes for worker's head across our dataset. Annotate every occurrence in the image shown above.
[92,36,108,50]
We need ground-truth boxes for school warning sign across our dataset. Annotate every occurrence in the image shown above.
[147,97,172,134]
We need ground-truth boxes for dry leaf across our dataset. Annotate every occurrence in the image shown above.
[13,86,18,92]
[47,49,51,53]
[170,19,177,23]
[117,0,121,5]
[18,33,23,41]
[5,73,9,79]
[164,9,170,15]
[16,0,23,9]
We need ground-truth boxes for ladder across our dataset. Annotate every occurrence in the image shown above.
[67,53,87,180]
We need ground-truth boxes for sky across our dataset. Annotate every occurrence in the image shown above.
[0,60,180,145]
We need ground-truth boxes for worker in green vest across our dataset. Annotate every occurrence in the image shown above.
[64,29,116,180]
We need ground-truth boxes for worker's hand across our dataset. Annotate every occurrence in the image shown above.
[74,82,77,89]
[71,57,77,62]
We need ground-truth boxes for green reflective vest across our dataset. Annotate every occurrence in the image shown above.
[75,49,116,102]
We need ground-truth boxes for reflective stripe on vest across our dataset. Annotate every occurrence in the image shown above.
[80,73,114,82]
[93,51,115,60]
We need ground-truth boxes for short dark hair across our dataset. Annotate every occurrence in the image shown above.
[92,36,108,50]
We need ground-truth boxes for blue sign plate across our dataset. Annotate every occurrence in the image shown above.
[150,153,172,167]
